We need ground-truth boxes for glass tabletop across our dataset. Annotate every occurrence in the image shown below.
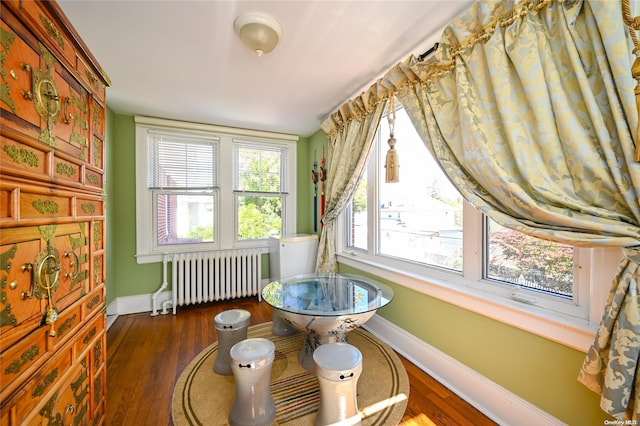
[262,273,393,317]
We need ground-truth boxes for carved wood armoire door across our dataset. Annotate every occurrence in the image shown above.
[0,1,110,424]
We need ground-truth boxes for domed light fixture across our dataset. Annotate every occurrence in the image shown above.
[233,12,283,57]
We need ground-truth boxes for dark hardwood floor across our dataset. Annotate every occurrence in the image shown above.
[106,297,497,425]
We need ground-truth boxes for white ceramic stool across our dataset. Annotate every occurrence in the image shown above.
[313,342,363,426]
[213,309,251,376]
[229,338,276,426]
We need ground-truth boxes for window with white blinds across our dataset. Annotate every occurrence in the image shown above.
[135,116,298,262]
[148,133,219,190]
[232,140,290,241]
[233,141,288,193]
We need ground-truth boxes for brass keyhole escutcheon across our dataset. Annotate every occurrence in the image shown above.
[35,78,60,118]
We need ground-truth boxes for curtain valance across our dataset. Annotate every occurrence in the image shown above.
[321,0,640,418]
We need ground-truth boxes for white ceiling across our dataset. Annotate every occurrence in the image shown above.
[58,1,473,137]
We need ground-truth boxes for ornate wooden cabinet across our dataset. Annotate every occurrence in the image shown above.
[0,1,109,424]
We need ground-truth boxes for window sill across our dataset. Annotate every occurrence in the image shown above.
[337,252,596,353]
[136,245,269,264]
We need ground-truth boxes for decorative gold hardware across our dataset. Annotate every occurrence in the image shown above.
[80,203,95,214]
[1,245,17,273]
[62,404,75,425]
[57,314,76,336]
[39,14,64,49]
[20,263,35,299]
[94,222,103,250]
[92,138,103,167]
[83,327,97,344]
[5,344,40,374]
[21,49,60,146]
[64,251,79,280]
[4,144,40,167]
[32,368,59,397]
[69,233,86,250]
[34,244,61,337]
[32,199,59,215]
[35,78,60,118]
[20,63,33,100]
[38,225,57,243]
[56,161,76,177]
[86,172,99,185]
[62,96,72,124]
[87,294,101,310]
[10,281,17,290]
[36,254,60,288]
[85,69,99,90]
[1,27,18,113]
[1,27,16,77]
[29,44,60,146]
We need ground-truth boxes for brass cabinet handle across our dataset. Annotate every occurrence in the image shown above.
[64,251,79,280]
[20,63,34,100]
[62,97,73,124]
[20,263,35,299]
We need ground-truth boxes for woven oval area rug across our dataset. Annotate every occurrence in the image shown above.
[172,321,409,425]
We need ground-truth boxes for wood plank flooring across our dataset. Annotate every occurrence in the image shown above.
[106,297,497,425]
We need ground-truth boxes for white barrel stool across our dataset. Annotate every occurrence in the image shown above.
[313,342,363,426]
[229,338,276,426]
[213,309,251,376]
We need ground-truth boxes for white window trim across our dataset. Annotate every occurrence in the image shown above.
[135,116,298,264]
[339,116,620,352]
[338,216,620,352]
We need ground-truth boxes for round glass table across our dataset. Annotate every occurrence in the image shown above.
[262,273,393,370]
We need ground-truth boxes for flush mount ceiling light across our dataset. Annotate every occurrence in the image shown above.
[233,12,283,57]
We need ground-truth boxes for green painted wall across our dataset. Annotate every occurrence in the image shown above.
[108,114,161,298]
[105,107,115,305]
[105,113,321,298]
[296,135,313,234]
[337,265,612,425]
[105,114,609,424]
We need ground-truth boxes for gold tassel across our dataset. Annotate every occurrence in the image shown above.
[385,95,400,182]
[633,56,640,161]
[621,0,640,161]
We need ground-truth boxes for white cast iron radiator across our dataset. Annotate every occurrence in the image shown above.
[151,249,263,315]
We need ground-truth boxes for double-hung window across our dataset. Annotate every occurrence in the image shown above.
[340,105,619,349]
[135,116,297,263]
[148,132,218,247]
[233,141,289,240]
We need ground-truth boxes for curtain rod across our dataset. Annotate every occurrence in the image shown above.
[418,42,439,61]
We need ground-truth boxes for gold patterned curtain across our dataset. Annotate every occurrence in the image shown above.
[380,0,640,419]
[317,84,388,273]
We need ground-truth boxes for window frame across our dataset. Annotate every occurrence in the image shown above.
[232,139,290,242]
[338,108,619,351]
[135,116,298,264]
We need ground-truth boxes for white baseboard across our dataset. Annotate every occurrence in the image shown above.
[105,291,172,330]
[115,291,168,315]
[105,292,563,424]
[363,314,565,426]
